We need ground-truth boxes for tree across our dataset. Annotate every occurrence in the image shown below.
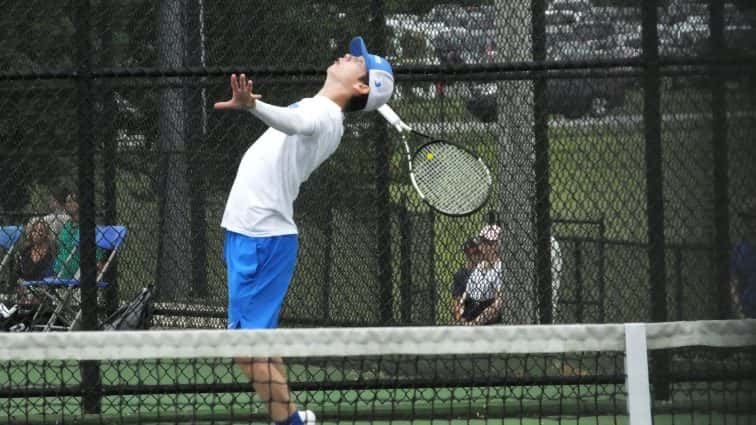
[0,1,76,218]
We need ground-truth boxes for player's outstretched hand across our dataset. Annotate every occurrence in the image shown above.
[214,74,262,110]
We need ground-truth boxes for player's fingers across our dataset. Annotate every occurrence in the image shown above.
[231,74,240,93]
[235,74,243,93]
[214,100,231,110]
[240,74,249,91]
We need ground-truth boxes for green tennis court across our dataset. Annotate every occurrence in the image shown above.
[1,324,754,425]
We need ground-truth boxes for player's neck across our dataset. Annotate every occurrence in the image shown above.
[317,79,351,111]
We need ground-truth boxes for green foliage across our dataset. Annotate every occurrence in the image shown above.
[0,1,74,72]
[0,2,77,214]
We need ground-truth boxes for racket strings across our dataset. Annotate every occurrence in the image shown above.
[411,142,491,215]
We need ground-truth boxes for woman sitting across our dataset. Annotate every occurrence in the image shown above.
[16,218,54,307]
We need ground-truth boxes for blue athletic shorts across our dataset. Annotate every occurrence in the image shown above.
[223,230,298,329]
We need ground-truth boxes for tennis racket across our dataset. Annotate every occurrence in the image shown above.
[378,105,492,216]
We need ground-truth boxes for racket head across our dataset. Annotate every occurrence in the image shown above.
[409,139,493,217]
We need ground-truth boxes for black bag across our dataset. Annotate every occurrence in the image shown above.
[102,285,153,331]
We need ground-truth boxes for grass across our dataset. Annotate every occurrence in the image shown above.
[550,122,647,241]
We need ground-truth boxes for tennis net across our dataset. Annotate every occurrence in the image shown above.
[0,320,754,424]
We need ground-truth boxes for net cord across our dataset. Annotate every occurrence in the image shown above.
[0,319,753,361]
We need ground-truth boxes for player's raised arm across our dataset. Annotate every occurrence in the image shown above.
[214,73,318,135]
[214,74,261,110]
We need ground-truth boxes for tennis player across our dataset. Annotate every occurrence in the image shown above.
[214,37,394,425]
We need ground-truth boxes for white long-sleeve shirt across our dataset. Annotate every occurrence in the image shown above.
[221,96,344,237]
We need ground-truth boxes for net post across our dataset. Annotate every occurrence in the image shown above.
[624,323,652,424]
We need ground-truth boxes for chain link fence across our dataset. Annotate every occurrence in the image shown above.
[1,0,755,328]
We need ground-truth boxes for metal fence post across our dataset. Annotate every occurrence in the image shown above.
[371,0,393,325]
[532,0,553,325]
[709,0,731,320]
[187,0,208,298]
[641,0,669,401]
[399,196,412,324]
[100,0,119,315]
[75,0,102,414]
[574,241,583,323]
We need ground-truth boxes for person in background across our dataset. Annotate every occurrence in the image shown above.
[460,224,504,325]
[16,218,54,307]
[51,191,105,279]
[451,236,482,323]
[731,196,756,318]
[26,185,70,249]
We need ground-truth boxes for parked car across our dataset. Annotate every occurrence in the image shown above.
[548,0,592,18]
[425,3,470,28]
[385,14,439,66]
[412,2,631,119]
[465,77,627,121]
[467,25,629,120]
[667,1,708,26]
[670,15,709,52]
[546,78,628,118]
[384,13,442,99]
[546,9,580,27]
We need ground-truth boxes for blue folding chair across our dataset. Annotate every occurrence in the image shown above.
[0,226,23,280]
[0,226,24,321]
[23,225,127,331]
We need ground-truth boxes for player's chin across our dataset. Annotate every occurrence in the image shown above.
[326,64,343,79]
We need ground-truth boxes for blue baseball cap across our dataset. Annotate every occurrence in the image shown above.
[349,36,394,111]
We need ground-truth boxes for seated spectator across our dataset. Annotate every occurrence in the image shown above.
[451,236,482,323]
[458,224,504,326]
[26,185,70,249]
[16,218,54,306]
[52,191,105,279]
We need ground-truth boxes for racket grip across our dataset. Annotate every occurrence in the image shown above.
[377,104,410,132]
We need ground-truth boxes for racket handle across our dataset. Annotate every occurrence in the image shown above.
[377,104,411,132]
